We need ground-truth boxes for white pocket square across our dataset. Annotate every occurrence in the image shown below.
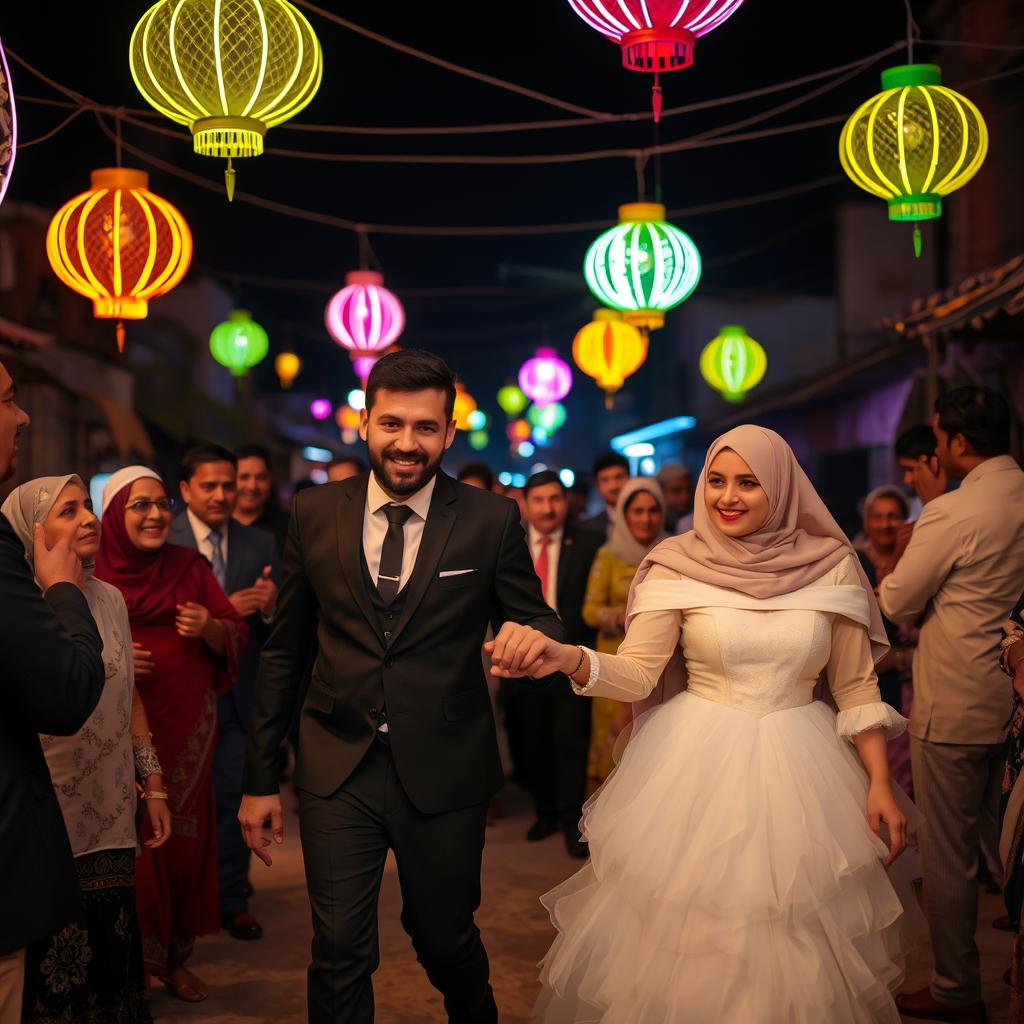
[439,569,477,578]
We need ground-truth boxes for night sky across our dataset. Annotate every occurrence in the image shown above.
[2,1,924,455]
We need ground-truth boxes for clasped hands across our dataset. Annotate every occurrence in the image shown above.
[485,622,576,679]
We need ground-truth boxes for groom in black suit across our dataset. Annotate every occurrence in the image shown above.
[240,350,564,1023]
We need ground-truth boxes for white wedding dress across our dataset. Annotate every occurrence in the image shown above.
[534,555,921,1024]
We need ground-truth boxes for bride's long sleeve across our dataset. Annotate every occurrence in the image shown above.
[571,564,684,701]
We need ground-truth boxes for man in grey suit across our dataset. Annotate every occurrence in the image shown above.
[169,444,279,941]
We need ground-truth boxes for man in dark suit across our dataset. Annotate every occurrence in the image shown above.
[0,361,105,1022]
[234,443,291,557]
[169,443,279,941]
[580,451,630,539]
[239,350,564,1024]
[516,470,602,858]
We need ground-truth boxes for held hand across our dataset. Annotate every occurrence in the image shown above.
[229,589,264,618]
[132,643,155,678]
[252,566,277,618]
[33,525,85,592]
[867,782,907,869]
[912,456,947,506]
[143,796,172,849]
[485,622,568,679]
[238,794,284,867]
[1013,662,1024,702]
[175,602,211,638]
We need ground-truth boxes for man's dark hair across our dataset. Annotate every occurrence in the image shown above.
[524,469,564,494]
[894,425,936,462]
[935,386,1011,457]
[457,461,495,491]
[592,451,630,477]
[365,349,458,422]
[329,455,367,473]
[235,443,271,468]
[181,443,237,483]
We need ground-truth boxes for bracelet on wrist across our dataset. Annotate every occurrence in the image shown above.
[140,789,169,801]
[568,646,586,679]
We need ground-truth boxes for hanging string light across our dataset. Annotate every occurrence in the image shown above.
[274,350,302,389]
[567,0,745,121]
[0,37,16,208]
[839,63,987,258]
[129,0,323,200]
[209,309,269,376]
[584,202,701,331]
[699,324,767,402]
[46,168,192,352]
[572,308,648,409]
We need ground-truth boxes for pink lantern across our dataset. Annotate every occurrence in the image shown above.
[325,270,405,358]
[352,354,378,384]
[518,348,572,407]
[310,398,332,421]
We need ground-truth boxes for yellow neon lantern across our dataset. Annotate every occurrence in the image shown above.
[453,387,478,431]
[274,350,302,389]
[572,309,648,410]
[840,64,988,257]
[130,0,323,199]
[700,325,767,403]
[46,168,192,352]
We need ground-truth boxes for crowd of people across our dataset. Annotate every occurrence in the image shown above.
[1,345,1023,1024]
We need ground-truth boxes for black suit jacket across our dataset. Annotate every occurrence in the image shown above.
[554,526,603,650]
[168,513,280,724]
[579,507,610,538]
[0,513,105,955]
[244,471,565,813]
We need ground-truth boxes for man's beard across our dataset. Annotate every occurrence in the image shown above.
[368,444,443,497]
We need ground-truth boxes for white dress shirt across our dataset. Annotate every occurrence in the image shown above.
[187,507,229,567]
[528,526,562,611]
[363,472,436,591]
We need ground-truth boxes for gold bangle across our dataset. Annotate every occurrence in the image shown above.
[141,790,169,801]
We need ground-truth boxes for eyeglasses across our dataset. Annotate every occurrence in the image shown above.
[125,499,173,516]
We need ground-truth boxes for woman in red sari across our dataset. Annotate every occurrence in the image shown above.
[95,467,247,1003]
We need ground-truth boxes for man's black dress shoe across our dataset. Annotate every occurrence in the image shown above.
[526,818,558,842]
[221,911,264,941]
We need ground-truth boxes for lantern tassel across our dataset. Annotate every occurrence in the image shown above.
[652,73,663,124]
[605,392,615,412]
[913,224,922,259]
[225,157,236,202]
[115,320,126,354]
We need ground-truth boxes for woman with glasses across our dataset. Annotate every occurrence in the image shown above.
[95,467,247,1004]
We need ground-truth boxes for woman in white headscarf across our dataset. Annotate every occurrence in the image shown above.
[2,475,170,1024]
[490,426,921,1023]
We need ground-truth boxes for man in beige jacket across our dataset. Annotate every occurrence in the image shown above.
[880,387,1024,1024]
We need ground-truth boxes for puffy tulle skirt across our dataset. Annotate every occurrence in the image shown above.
[534,694,922,1023]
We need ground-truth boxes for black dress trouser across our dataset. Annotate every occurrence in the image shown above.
[298,736,497,1024]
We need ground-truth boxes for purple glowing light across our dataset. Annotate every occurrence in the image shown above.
[310,398,332,421]
[352,354,378,382]
[325,270,405,356]
[518,348,573,407]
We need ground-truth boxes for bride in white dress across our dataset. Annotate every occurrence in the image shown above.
[488,425,921,1023]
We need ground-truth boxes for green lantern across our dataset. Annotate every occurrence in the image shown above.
[210,310,269,377]
[469,430,489,451]
[700,325,767,403]
[526,402,567,433]
[497,385,528,417]
[584,202,701,331]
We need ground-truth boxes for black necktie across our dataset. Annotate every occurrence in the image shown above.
[377,504,414,604]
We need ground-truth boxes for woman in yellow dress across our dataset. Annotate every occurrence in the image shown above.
[582,478,668,783]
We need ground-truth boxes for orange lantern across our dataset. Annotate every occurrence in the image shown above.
[274,350,302,389]
[453,386,478,431]
[572,308,648,409]
[46,168,192,352]
[335,404,361,430]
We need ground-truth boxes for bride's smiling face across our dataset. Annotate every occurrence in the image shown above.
[704,449,770,538]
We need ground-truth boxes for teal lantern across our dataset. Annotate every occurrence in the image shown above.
[584,202,701,332]
[527,402,567,434]
[210,310,269,377]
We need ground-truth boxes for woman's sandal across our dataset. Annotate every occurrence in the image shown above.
[160,969,208,1003]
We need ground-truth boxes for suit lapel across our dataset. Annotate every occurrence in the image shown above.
[225,520,250,595]
[337,474,378,637]
[169,514,198,552]
[388,473,458,649]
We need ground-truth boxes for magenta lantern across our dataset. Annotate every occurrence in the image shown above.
[325,270,405,359]
[310,398,332,421]
[518,348,573,407]
[352,354,378,384]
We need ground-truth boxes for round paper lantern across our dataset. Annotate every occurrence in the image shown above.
[527,402,567,434]
[700,325,767,402]
[518,349,572,407]
[507,419,532,443]
[469,430,489,451]
[572,308,648,409]
[309,397,332,420]
[130,0,323,200]
[840,64,988,257]
[336,404,361,430]
[568,0,744,121]
[453,387,478,431]
[467,409,487,432]
[326,271,405,365]
[210,309,268,376]
[274,350,301,389]
[0,37,16,208]
[46,168,192,352]
[497,385,528,417]
[584,203,701,331]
